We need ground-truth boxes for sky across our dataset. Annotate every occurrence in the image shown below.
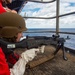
[20,0,75,29]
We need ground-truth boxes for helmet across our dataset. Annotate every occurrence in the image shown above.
[0,26,20,38]
[0,12,27,38]
[0,12,27,31]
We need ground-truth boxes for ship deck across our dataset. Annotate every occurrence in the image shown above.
[15,45,75,75]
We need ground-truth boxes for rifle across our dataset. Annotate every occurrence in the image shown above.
[0,35,68,60]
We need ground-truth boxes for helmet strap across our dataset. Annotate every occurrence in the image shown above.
[3,36,17,42]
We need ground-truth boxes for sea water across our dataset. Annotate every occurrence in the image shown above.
[23,28,75,50]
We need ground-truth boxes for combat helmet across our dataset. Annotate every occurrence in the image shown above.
[0,12,27,38]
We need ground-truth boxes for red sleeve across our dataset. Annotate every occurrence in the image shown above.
[7,53,19,65]
[0,47,10,75]
[0,2,6,14]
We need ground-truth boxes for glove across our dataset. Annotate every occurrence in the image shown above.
[39,45,45,53]
[10,47,45,75]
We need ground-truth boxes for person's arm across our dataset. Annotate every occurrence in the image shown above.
[4,7,17,13]
[0,2,17,14]
[0,47,10,75]
[0,2,6,14]
[10,46,45,75]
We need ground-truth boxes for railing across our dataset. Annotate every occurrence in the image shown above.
[23,11,75,19]
[26,0,56,3]
[24,31,75,35]
[23,0,75,36]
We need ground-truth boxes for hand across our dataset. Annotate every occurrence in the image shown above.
[39,45,45,53]
[11,10,17,14]
[21,48,40,62]
[4,7,17,13]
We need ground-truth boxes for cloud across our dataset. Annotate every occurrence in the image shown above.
[20,0,75,28]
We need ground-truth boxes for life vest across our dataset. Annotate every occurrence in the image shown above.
[0,47,10,75]
[0,43,19,67]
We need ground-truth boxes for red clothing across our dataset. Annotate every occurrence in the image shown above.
[0,0,19,64]
[0,2,10,74]
[0,47,10,75]
[0,2,6,14]
[7,53,19,65]
[0,1,19,65]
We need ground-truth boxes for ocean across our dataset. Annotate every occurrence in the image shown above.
[23,28,75,50]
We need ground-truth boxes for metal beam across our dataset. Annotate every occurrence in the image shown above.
[23,11,75,19]
[26,0,56,3]
[56,0,60,35]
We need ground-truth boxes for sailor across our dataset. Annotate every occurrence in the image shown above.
[0,12,27,75]
[0,12,45,75]
[0,0,21,68]
[0,0,17,14]
[0,12,27,65]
